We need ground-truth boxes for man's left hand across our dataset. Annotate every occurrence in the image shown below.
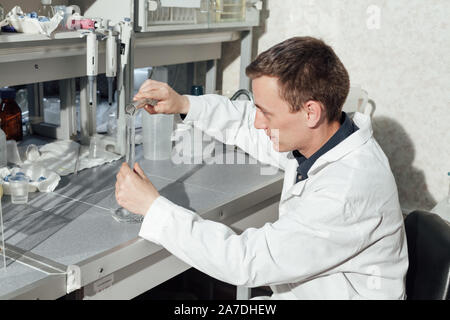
[115,162,160,216]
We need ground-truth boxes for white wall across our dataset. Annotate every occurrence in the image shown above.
[221,0,450,211]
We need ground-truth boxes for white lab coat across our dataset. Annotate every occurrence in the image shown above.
[138,94,409,300]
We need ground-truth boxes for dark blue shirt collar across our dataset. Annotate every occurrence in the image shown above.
[293,112,359,182]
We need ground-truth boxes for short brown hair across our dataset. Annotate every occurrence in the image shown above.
[246,37,350,122]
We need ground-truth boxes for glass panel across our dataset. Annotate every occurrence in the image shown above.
[213,0,246,23]
[147,0,209,27]
[0,185,5,272]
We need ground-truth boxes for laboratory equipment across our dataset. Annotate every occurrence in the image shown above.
[9,173,30,204]
[111,102,146,223]
[143,112,174,161]
[38,0,54,19]
[53,5,82,30]
[89,135,100,159]
[115,18,133,156]
[147,0,201,26]
[0,88,23,141]
[86,32,98,106]
[0,119,6,168]
[67,16,101,31]
[125,98,158,116]
[5,140,21,165]
[25,144,40,162]
[214,0,246,23]
[105,28,118,106]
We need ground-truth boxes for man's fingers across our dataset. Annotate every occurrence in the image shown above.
[135,79,161,94]
[134,163,148,180]
[144,105,157,114]
[117,162,132,181]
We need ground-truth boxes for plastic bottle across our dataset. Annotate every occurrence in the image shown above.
[0,119,6,168]
[65,15,101,31]
[0,88,23,141]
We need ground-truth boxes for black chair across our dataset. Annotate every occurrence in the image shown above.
[404,210,450,300]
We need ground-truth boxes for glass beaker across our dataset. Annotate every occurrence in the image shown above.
[142,113,174,160]
[9,173,30,204]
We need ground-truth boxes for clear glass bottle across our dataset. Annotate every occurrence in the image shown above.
[0,119,6,168]
[0,88,23,141]
[38,0,54,19]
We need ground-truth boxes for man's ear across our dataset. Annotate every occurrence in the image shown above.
[303,100,323,128]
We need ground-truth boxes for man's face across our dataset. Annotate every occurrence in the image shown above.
[252,76,308,152]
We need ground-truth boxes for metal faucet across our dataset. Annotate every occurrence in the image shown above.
[230,89,254,103]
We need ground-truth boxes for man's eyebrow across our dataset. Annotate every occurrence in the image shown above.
[255,103,270,113]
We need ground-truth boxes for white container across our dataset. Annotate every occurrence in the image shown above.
[142,113,174,160]
[0,121,6,168]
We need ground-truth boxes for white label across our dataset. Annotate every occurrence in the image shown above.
[161,0,201,8]
[93,274,114,294]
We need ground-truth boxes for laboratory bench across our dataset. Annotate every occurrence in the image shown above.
[0,2,264,299]
[0,144,284,300]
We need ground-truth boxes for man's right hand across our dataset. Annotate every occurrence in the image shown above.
[133,79,190,115]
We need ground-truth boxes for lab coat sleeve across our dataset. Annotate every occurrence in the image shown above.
[138,189,370,288]
[182,94,288,170]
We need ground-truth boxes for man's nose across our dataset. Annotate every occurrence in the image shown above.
[254,109,267,130]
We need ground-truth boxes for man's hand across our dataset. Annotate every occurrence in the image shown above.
[133,79,190,115]
[115,162,160,216]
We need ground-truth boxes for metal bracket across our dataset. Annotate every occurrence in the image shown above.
[66,265,82,294]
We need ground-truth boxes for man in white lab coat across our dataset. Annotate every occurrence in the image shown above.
[115,37,409,299]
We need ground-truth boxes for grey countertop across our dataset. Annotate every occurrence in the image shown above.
[0,146,284,298]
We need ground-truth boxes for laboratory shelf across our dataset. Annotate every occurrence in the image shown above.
[0,145,283,299]
[0,27,246,87]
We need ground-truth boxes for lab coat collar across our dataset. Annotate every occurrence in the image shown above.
[308,112,372,173]
[284,112,373,197]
